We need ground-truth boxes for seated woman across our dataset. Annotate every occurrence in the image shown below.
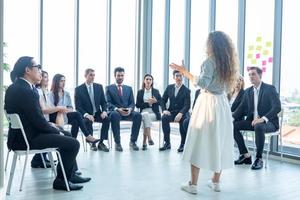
[136,74,162,150]
[228,75,245,119]
[48,73,100,147]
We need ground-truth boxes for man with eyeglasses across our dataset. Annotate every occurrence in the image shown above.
[233,66,281,170]
[160,70,191,152]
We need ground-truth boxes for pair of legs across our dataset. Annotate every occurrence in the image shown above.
[234,120,276,159]
[190,165,221,185]
[109,110,142,144]
[141,112,156,146]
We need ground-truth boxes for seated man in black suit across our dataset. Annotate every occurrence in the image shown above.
[160,70,191,152]
[106,67,142,151]
[5,56,89,191]
[233,66,281,170]
[75,68,110,152]
[182,88,200,149]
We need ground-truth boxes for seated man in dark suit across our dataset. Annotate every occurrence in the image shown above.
[75,68,110,152]
[5,56,89,191]
[106,67,142,151]
[182,88,200,148]
[159,70,191,152]
[233,66,281,170]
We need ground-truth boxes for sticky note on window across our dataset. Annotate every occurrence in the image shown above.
[251,59,257,64]
[268,57,273,63]
[248,45,254,51]
[256,53,260,59]
[262,67,266,72]
[256,46,262,50]
[256,37,262,42]
[266,41,272,47]
[263,50,269,55]
[262,60,267,66]
[247,54,253,59]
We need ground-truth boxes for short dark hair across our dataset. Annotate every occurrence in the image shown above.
[85,68,95,76]
[248,66,262,76]
[173,70,180,76]
[114,67,125,76]
[11,56,34,79]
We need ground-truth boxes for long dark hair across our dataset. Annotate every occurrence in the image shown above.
[142,74,154,89]
[51,73,65,106]
[36,70,48,88]
[206,31,239,90]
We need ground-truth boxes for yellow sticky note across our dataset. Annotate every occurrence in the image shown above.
[251,59,257,64]
[263,50,269,55]
[266,41,272,47]
[256,37,262,42]
[248,45,254,51]
[256,46,262,51]
[247,54,253,59]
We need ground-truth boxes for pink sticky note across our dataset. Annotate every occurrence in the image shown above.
[262,67,266,72]
[256,53,260,59]
[262,60,267,66]
[268,57,273,63]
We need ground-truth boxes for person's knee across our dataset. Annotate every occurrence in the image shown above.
[132,112,142,121]
[161,115,170,123]
[110,111,121,120]
[254,123,265,133]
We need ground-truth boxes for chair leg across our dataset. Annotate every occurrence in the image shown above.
[5,150,10,171]
[110,129,113,149]
[19,154,28,191]
[41,153,47,168]
[81,132,87,152]
[6,153,18,195]
[280,134,283,162]
[265,137,272,169]
[48,152,57,176]
[159,121,162,148]
[56,151,70,192]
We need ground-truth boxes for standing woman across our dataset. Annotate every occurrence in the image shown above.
[170,31,239,194]
[49,74,100,145]
[136,74,162,150]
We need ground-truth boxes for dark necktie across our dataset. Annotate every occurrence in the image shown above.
[117,85,122,96]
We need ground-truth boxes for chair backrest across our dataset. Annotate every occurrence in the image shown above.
[4,111,30,151]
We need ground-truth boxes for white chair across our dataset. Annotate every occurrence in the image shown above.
[5,113,70,195]
[243,109,284,168]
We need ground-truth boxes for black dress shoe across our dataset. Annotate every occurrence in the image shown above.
[234,155,252,165]
[177,145,184,153]
[142,144,147,151]
[98,142,109,152]
[69,174,91,184]
[53,178,83,191]
[251,158,263,170]
[148,140,154,145]
[115,143,123,152]
[130,142,139,151]
[159,143,171,151]
[31,161,52,168]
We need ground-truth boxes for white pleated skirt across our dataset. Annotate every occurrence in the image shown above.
[182,91,234,171]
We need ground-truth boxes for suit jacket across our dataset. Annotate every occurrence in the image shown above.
[106,84,135,112]
[4,79,59,150]
[231,89,245,112]
[75,83,107,116]
[233,82,281,129]
[136,88,162,120]
[161,84,191,115]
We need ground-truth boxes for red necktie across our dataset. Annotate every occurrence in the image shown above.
[117,85,122,96]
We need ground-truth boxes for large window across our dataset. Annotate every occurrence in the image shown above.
[43,0,75,93]
[3,0,39,86]
[244,0,274,87]
[189,0,209,98]
[78,0,107,86]
[110,0,136,88]
[280,0,300,155]
[151,0,166,93]
[216,0,238,47]
[169,0,185,85]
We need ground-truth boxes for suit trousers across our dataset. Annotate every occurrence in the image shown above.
[233,120,276,158]
[84,112,110,140]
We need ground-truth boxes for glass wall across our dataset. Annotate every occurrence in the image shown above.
[78,0,107,86]
[110,0,136,88]
[280,0,300,155]
[244,0,274,87]
[151,0,166,93]
[43,0,75,93]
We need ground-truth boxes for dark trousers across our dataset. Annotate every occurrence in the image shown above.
[183,116,190,135]
[233,120,277,158]
[85,112,110,141]
[161,113,189,145]
[109,110,142,144]
[30,134,80,180]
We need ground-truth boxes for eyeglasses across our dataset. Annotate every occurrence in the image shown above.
[175,74,182,78]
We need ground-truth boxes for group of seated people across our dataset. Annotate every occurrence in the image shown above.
[4,56,281,191]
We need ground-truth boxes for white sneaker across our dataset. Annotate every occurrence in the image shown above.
[207,180,221,192]
[181,181,198,194]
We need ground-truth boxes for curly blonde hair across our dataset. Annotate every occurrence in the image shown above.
[206,31,239,90]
